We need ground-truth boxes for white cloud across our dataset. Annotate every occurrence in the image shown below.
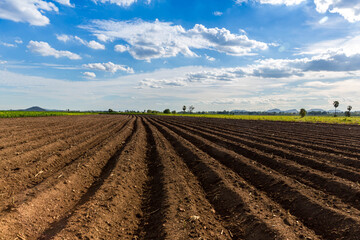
[53,0,74,7]
[83,62,134,73]
[213,11,223,16]
[318,16,329,24]
[114,44,129,52]
[205,54,216,61]
[15,39,23,44]
[138,78,187,88]
[235,0,248,4]
[57,34,71,42]
[0,60,7,64]
[314,0,360,22]
[27,41,82,60]
[87,40,106,50]
[57,34,105,50]
[257,0,305,5]
[92,0,150,7]
[0,41,16,47]
[0,0,58,26]
[251,0,360,22]
[83,72,96,78]
[83,19,268,61]
[300,35,360,57]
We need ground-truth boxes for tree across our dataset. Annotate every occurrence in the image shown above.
[189,105,195,113]
[182,105,186,113]
[299,108,307,118]
[108,109,114,113]
[172,110,176,114]
[333,101,339,117]
[346,105,352,117]
[163,109,170,114]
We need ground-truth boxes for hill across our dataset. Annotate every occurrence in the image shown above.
[23,106,47,111]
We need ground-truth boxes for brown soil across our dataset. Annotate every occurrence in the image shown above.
[1,115,360,240]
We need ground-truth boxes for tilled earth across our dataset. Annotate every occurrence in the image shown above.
[1,115,360,240]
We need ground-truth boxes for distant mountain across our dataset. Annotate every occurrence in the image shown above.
[231,110,248,113]
[308,109,325,112]
[23,106,47,111]
[283,109,299,113]
[266,108,282,113]
[328,110,344,113]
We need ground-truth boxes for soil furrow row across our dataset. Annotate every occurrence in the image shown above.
[148,117,321,240]
[151,117,360,240]
[0,118,129,211]
[162,117,360,159]
[0,117,117,159]
[161,118,360,184]
[143,118,232,239]
[0,117,136,240]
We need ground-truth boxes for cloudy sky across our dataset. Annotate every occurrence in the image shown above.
[0,0,359,111]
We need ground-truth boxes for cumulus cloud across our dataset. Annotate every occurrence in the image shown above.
[83,62,134,73]
[256,0,305,5]
[56,34,71,42]
[248,0,360,22]
[92,0,150,7]
[213,11,223,16]
[53,0,74,7]
[56,34,105,50]
[27,41,81,60]
[0,0,73,26]
[114,44,129,53]
[83,72,96,78]
[87,40,106,50]
[0,0,58,26]
[83,19,268,61]
[314,0,360,22]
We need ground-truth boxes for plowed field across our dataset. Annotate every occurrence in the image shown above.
[1,115,360,240]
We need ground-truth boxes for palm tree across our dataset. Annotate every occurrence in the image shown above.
[346,105,352,117]
[333,101,339,117]
[189,105,195,113]
[182,105,186,113]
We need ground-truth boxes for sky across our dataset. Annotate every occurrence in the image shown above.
[0,0,360,111]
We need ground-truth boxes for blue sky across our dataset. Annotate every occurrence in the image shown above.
[0,0,360,111]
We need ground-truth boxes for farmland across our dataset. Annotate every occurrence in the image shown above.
[0,111,97,118]
[1,115,360,239]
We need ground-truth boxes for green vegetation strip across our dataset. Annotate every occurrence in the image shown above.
[156,114,360,125]
[0,111,97,118]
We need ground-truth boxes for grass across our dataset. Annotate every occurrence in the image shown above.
[2,110,360,125]
[157,113,360,125]
[0,111,97,118]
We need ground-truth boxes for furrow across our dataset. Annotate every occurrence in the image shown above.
[39,117,141,240]
[143,118,231,239]
[148,117,321,240]
[162,116,360,160]
[0,117,136,240]
[158,118,360,212]
[150,117,360,240]
[0,117,129,211]
[0,116,115,159]
[162,118,360,183]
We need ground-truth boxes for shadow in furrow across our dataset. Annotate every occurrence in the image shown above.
[39,119,137,240]
[134,118,166,240]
